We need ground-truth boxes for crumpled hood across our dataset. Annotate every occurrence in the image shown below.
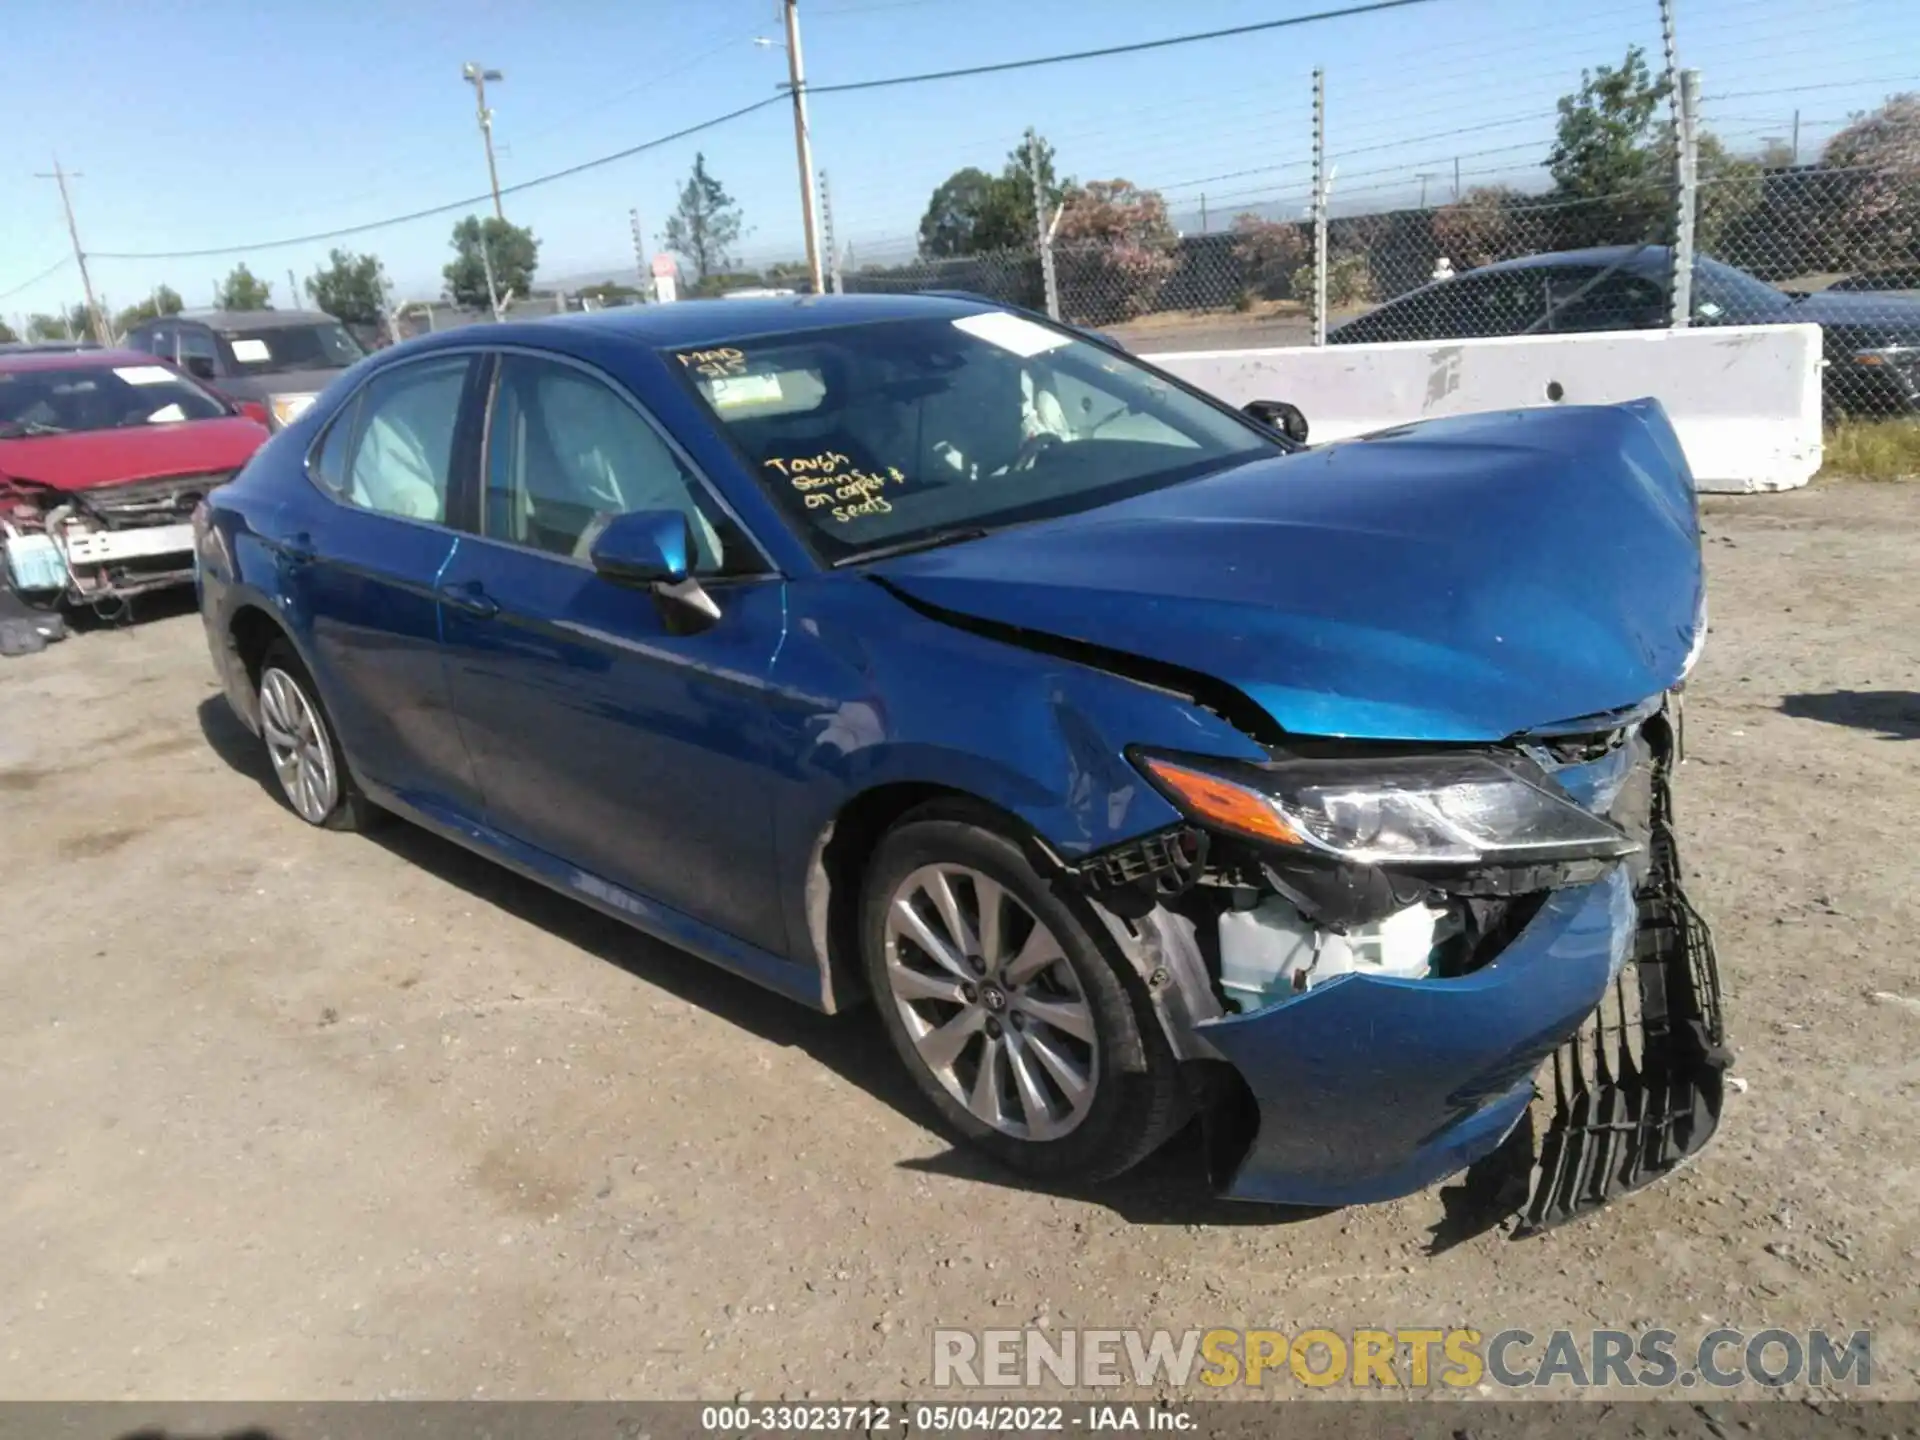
[871,400,1704,743]
[0,415,268,492]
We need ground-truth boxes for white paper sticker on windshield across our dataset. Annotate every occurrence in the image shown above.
[230,338,272,363]
[707,373,786,409]
[145,403,187,424]
[113,365,177,386]
[952,311,1072,358]
[1697,301,1724,318]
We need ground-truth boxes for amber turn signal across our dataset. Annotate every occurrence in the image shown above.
[1141,758,1305,845]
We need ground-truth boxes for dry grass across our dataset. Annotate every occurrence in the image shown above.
[1820,418,1920,480]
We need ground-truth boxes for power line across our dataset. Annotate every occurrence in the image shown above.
[804,0,1442,96]
[0,255,73,303]
[92,95,787,261]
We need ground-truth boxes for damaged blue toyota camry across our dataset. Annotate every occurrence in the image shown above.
[194,293,1728,1231]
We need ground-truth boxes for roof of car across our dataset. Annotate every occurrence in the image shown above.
[161,309,340,331]
[1475,245,1670,275]
[0,347,168,374]
[534,291,997,349]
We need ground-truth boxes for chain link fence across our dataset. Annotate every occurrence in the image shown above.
[835,92,1920,421]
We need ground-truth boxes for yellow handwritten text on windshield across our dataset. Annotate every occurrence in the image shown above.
[765,453,908,522]
[675,347,749,379]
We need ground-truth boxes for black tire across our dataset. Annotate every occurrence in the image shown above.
[860,801,1186,1184]
[256,640,377,832]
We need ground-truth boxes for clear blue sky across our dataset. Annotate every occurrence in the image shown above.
[3,0,1914,324]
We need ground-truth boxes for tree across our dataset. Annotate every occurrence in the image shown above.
[917,130,1067,259]
[663,153,744,284]
[0,319,14,345]
[1432,186,1531,268]
[307,250,389,327]
[1229,214,1308,301]
[112,285,184,335]
[1822,93,1920,270]
[444,215,540,309]
[1053,179,1178,323]
[26,314,64,341]
[216,264,273,310]
[1547,46,1672,246]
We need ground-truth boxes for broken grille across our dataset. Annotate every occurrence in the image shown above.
[1517,762,1729,1236]
[76,472,229,528]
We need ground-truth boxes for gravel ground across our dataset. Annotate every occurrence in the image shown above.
[0,481,1915,1404]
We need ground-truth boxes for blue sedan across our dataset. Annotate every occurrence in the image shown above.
[194,294,1728,1228]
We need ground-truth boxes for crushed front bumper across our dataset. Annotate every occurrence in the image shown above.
[1191,765,1729,1228]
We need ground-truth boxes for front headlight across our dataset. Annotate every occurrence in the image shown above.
[1139,752,1637,867]
[269,392,317,429]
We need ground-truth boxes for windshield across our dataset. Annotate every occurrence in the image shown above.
[670,313,1276,562]
[0,363,228,437]
[221,322,365,374]
[1692,258,1791,321]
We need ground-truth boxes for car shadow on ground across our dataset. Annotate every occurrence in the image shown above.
[197,694,1524,1241]
[1780,689,1920,740]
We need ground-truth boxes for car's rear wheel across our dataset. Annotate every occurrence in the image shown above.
[257,641,373,831]
[860,805,1185,1183]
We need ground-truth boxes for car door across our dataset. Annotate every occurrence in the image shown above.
[434,349,790,955]
[275,351,488,823]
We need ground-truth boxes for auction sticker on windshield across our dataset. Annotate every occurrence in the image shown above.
[112,366,179,386]
[230,338,272,363]
[951,310,1072,357]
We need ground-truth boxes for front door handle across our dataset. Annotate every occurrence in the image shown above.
[281,532,315,567]
[439,581,499,619]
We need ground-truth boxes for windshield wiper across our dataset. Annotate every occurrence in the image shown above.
[835,526,993,567]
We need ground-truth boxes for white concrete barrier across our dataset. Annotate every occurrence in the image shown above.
[1154,323,1824,493]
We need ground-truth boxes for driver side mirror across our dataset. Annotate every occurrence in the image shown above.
[1243,399,1309,444]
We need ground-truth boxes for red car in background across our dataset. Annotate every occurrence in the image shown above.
[0,349,269,610]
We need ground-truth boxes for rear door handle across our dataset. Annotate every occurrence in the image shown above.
[281,532,315,567]
[439,581,499,619]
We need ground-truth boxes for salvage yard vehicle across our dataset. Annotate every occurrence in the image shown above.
[123,309,365,431]
[1332,244,1920,417]
[194,294,1727,1229]
[1,348,268,608]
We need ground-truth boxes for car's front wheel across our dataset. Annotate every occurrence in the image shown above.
[256,640,373,831]
[861,805,1185,1184]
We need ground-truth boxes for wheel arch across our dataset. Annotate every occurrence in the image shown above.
[804,782,1069,1015]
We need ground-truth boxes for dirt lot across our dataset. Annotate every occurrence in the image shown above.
[1,481,1916,1404]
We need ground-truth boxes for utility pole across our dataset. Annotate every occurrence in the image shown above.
[35,158,106,345]
[1311,68,1328,347]
[1199,193,1208,233]
[1416,171,1443,209]
[1453,156,1461,201]
[1791,108,1800,165]
[287,268,300,309]
[780,1,825,294]
[463,62,507,222]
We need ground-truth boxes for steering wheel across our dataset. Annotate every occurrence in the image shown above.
[1012,429,1064,473]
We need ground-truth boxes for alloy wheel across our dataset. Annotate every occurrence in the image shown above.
[259,666,339,825]
[882,863,1099,1142]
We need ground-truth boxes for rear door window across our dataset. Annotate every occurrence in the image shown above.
[325,356,473,524]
